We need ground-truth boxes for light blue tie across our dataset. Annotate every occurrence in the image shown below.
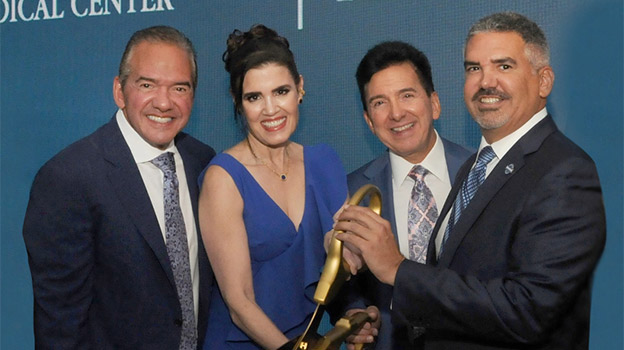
[407,165,438,263]
[151,152,197,350]
[441,146,496,252]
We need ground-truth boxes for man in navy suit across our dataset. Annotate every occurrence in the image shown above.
[329,41,472,349]
[23,26,215,349]
[336,12,605,349]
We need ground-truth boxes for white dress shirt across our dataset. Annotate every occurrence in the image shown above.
[390,130,452,258]
[434,108,549,255]
[116,110,199,321]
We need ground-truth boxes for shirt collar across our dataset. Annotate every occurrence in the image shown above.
[389,129,447,186]
[115,109,178,164]
[478,107,548,158]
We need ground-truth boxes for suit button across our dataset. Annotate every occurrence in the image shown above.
[174,319,183,326]
[408,325,426,343]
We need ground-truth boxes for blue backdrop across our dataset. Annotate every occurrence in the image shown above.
[2,1,622,348]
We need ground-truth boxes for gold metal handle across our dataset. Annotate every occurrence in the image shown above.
[314,184,382,305]
[290,184,382,350]
[310,311,371,350]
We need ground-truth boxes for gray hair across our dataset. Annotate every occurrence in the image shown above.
[466,12,550,69]
[118,26,197,90]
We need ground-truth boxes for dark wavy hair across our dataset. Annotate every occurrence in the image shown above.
[222,24,300,129]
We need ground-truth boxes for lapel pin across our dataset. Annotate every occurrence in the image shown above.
[505,163,515,175]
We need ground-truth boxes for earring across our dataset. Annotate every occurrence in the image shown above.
[299,88,305,104]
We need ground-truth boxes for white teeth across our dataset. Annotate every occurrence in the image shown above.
[148,115,172,123]
[262,118,286,128]
[480,97,501,104]
[392,123,413,132]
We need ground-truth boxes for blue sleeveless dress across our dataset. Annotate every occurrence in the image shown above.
[201,144,347,349]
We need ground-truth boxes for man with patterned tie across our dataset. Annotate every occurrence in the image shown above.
[335,12,605,349]
[23,26,215,349]
[328,41,472,349]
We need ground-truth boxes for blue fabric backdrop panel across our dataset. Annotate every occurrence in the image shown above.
[1,1,621,349]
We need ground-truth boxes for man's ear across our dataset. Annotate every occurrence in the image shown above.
[538,66,555,98]
[364,111,375,135]
[430,91,441,121]
[113,76,125,109]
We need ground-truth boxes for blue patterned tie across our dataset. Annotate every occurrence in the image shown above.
[407,165,438,263]
[151,152,197,350]
[441,146,496,252]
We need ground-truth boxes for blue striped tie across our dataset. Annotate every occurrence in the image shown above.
[441,146,496,253]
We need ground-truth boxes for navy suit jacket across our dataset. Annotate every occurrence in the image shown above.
[392,116,606,349]
[329,137,472,349]
[23,117,215,349]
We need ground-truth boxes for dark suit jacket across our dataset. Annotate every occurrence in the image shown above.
[329,137,472,349]
[23,117,216,349]
[392,116,606,349]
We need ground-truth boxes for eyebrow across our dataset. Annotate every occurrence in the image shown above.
[367,94,385,105]
[463,60,479,69]
[492,57,517,65]
[464,57,518,68]
[136,76,156,84]
[136,76,192,87]
[367,87,418,105]
[243,84,293,97]
[272,84,292,93]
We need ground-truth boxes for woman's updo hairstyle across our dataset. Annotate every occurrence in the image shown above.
[223,24,300,127]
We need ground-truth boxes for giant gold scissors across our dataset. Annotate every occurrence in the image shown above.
[280,184,382,350]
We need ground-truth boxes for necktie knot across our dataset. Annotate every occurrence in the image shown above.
[408,164,428,182]
[475,146,496,169]
[151,152,176,175]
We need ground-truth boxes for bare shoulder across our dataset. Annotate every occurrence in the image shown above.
[200,158,239,204]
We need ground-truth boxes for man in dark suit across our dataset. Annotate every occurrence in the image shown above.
[23,26,215,349]
[329,41,472,349]
[335,12,605,349]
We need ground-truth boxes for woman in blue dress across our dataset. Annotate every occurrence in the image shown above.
[198,24,348,349]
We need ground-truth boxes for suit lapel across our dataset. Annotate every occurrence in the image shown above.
[441,137,474,186]
[176,133,209,277]
[176,134,200,231]
[97,118,176,287]
[436,116,558,266]
[427,153,474,265]
[362,152,398,240]
[437,154,525,266]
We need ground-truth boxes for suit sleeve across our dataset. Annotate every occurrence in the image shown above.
[23,159,95,349]
[391,155,606,344]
